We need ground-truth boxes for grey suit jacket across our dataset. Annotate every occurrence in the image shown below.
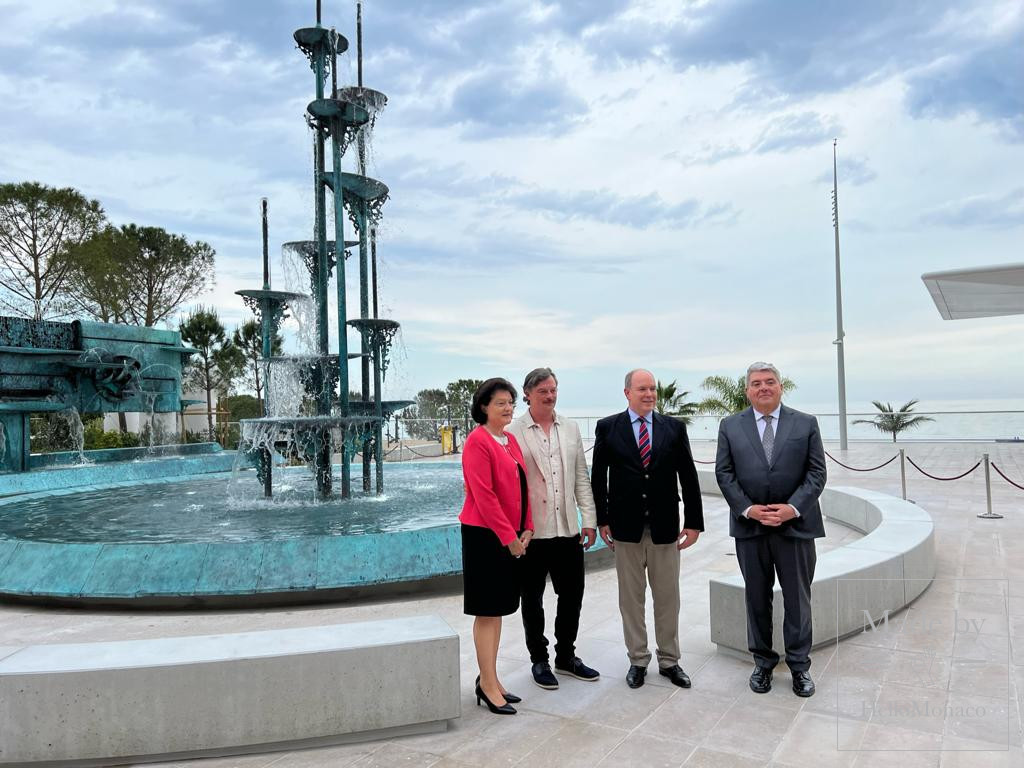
[715,405,827,540]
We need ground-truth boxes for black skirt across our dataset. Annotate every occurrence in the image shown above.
[462,523,521,616]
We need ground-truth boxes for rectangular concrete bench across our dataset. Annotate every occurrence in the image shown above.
[0,615,460,767]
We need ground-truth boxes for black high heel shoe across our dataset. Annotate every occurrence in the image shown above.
[475,683,516,714]
[476,675,521,704]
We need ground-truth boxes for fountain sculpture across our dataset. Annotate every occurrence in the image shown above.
[237,2,410,500]
[0,316,195,474]
[0,1,474,607]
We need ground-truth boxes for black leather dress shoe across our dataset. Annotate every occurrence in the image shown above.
[626,665,647,689]
[792,670,815,697]
[749,666,773,694]
[658,665,691,688]
[476,674,521,703]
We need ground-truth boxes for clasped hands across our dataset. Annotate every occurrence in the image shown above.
[598,525,700,552]
[748,504,797,527]
[507,529,534,557]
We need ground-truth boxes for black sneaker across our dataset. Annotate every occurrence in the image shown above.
[554,656,600,682]
[532,662,559,689]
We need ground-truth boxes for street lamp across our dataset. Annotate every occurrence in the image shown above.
[832,139,849,451]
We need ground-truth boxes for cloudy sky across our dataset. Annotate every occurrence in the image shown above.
[1,0,1021,417]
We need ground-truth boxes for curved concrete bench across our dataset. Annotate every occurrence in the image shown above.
[697,469,935,655]
[0,615,460,767]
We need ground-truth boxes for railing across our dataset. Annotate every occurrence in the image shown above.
[561,411,1024,443]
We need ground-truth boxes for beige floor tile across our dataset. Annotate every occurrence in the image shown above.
[348,744,441,768]
[518,720,628,768]
[446,710,564,768]
[834,643,893,681]
[576,679,675,729]
[703,700,798,760]
[771,712,865,768]
[870,682,950,735]
[596,732,694,768]
[948,659,1010,698]
[266,741,384,768]
[804,673,883,722]
[951,631,1010,662]
[643,688,738,743]
[943,692,1012,745]
[850,722,942,767]
[884,648,951,689]
[685,652,756,697]
[938,736,1021,767]
[683,746,767,767]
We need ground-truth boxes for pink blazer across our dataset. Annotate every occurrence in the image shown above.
[459,426,534,545]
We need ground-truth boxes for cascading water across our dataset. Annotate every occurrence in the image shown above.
[234,3,411,501]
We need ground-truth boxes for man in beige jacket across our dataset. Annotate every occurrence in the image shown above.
[507,367,599,690]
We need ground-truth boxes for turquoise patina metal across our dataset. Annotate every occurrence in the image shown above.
[236,2,409,500]
[0,316,195,474]
[0,2,487,608]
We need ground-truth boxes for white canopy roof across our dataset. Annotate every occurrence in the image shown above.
[921,263,1024,320]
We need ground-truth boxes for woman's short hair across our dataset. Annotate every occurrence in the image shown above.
[471,378,518,424]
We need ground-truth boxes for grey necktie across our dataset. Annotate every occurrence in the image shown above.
[762,414,775,463]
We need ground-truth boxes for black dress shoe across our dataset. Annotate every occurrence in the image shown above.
[476,674,521,703]
[531,662,559,690]
[626,664,647,689]
[658,665,691,688]
[475,683,516,714]
[792,670,815,697]
[749,666,773,694]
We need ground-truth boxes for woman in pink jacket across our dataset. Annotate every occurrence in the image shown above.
[460,377,534,715]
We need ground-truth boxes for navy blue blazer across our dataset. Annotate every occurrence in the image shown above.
[591,410,704,545]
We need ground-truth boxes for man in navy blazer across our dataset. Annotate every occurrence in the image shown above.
[715,362,826,697]
[592,369,703,689]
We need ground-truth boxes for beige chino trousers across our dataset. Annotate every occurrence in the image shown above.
[614,527,681,668]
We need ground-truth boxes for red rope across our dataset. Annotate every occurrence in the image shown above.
[824,451,899,472]
[906,456,981,481]
[991,462,1024,492]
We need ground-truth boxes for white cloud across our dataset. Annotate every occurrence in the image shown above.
[1,0,1022,416]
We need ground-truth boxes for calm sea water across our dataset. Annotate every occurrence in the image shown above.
[562,399,1024,443]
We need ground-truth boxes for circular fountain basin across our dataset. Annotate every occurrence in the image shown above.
[0,461,612,608]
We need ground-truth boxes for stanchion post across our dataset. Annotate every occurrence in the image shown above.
[978,452,1003,519]
[899,448,907,500]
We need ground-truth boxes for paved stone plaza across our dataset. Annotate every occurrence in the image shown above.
[1,441,1021,767]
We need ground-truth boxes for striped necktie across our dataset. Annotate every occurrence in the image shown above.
[637,416,651,468]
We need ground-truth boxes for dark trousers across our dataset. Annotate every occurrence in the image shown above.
[520,535,585,665]
[735,533,817,672]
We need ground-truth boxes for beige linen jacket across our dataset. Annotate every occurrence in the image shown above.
[507,409,597,539]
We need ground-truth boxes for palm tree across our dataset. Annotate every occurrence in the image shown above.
[853,400,934,442]
[697,374,797,416]
[656,379,699,424]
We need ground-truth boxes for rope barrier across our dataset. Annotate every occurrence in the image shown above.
[693,458,716,464]
[824,451,899,472]
[906,456,981,481]
[398,443,444,459]
[991,462,1024,492]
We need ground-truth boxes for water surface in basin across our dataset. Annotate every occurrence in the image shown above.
[1,462,464,544]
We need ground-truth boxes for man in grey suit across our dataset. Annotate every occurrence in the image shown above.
[715,362,826,697]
